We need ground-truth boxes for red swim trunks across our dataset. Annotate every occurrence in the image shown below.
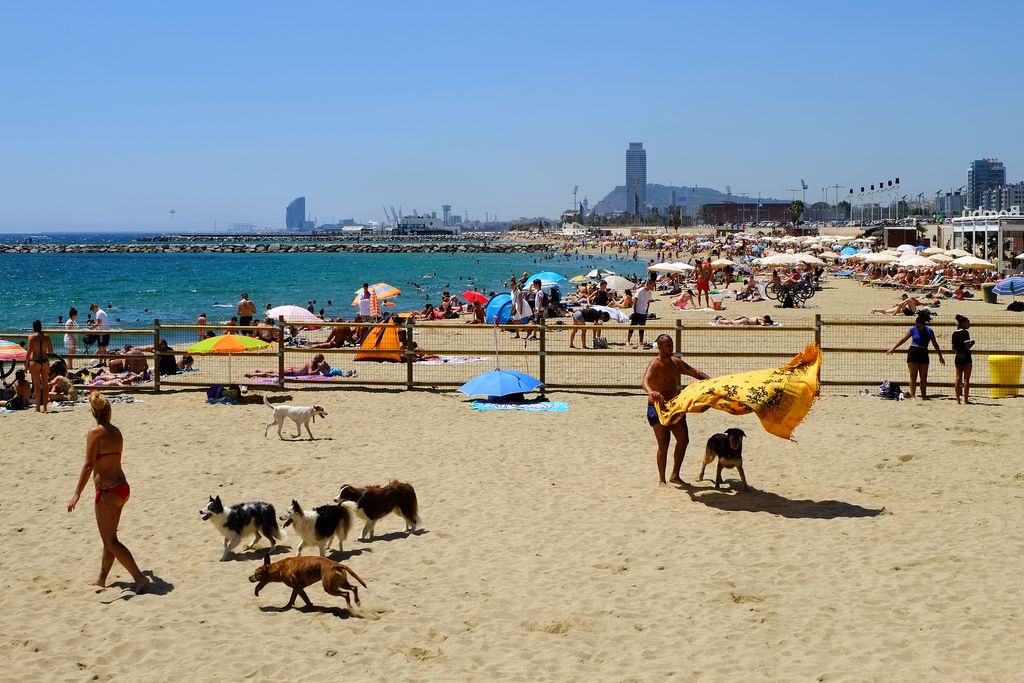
[696,279,710,293]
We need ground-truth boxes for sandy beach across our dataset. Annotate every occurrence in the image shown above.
[2,276,1024,681]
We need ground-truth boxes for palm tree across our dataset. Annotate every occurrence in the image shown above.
[787,200,805,226]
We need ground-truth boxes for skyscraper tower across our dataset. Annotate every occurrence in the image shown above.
[442,204,452,226]
[286,197,306,230]
[626,143,647,216]
[967,159,1006,209]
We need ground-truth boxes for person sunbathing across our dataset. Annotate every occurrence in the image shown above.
[48,373,77,402]
[871,294,921,316]
[311,319,357,348]
[671,288,696,309]
[711,315,774,326]
[245,354,330,378]
[89,370,147,386]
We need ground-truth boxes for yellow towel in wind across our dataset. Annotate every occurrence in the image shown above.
[654,343,821,440]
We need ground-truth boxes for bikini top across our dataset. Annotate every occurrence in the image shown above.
[909,325,933,348]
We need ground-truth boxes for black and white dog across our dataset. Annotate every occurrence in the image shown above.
[199,496,282,561]
[698,428,749,491]
[279,500,355,557]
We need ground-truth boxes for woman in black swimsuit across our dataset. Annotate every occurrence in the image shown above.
[25,320,53,412]
[951,314,975,405]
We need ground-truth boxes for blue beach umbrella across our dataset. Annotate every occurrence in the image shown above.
[484,294,531,324]
[840,246,857,256]
[993,276,1024,298]
[526,271,567,287]
[458,369,543,398]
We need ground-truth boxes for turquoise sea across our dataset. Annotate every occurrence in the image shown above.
[0,233,645,329]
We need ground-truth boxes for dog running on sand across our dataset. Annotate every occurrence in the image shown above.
[698,428,749,491]
[199,496,282,561]
[334,481,420,541]
[280,499,355,556]
[249,554,367,609]
[263,394,327,440]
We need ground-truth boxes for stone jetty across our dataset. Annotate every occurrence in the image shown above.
[0,242,555,255]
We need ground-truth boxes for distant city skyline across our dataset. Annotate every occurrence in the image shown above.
[2,1,1024,231]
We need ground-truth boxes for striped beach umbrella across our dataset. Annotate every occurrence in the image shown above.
[0,339,27,361]
[351,283,401,306]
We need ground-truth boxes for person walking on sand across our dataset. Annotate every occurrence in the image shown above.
[25,320,53,412]
[89,303,111,357]
[642,334,709,485]
[626,277,655,349]
[886,312,945,400]
[67,393,150,594]
[951,314,975,405]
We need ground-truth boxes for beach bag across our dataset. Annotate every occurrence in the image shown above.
[878,380,903,400]
[1007,301,1024,312]
[782,293,795,309]
[593,336,609,349]
[206,385,224,401]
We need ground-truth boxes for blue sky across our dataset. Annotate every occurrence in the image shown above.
[2,0,1021,231]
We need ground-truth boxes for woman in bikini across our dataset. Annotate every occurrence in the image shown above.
[25,320,53,412]
[67,392,149,593]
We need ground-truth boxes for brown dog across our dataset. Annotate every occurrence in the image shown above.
[698,428,748,491]
[248,554,366,609]
[334,481,419,541]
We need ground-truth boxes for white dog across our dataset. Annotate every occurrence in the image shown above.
[263,395,327,440]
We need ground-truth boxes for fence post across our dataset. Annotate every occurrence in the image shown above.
[153,319,161,392]
[405,319,415,390]
[675,318,683,355]
[277,317,286,390]
[814,314,822,384]
[538,322,547,386]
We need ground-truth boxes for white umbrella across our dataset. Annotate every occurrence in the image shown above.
[818,251,841,260]
[265,305,324,324]
[897,255,940,269]
[1016,253,1024,261]
[951,255,996,270]
[945,248,970,258]
[758,253,805,266]
[585,268,616,279]
[589,305,630,323]
[895,244,916,252]
[864,253,899,264]
[602,275,635,291]
[920,247,945,256]
[710,258,737,269]
[797,253,826,266]
[648,262,694,274]
[928,253,953,262]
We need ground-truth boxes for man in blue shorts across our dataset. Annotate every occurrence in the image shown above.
[641,334,709,485]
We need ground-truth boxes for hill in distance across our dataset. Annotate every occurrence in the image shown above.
[592,183,788,215]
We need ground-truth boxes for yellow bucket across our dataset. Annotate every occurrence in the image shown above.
[988,355,1023,398]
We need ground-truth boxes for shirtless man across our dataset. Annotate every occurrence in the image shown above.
[641,334,709,485]
[237,293,257,335]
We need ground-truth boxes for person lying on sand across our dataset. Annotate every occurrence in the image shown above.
[871,294,921,316]
[711,315,774,326]
[245,354,330,378]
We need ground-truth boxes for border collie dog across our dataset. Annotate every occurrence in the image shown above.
[199,496,282,561]
[334,481,420,541]
[280,500,354,557]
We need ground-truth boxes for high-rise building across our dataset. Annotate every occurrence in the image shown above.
[286,197,306,230]
[625,142,647,215]
[967,159,1006,209]
[985,182,1024,211]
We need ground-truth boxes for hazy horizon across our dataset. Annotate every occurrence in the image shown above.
[3,0,1022,232]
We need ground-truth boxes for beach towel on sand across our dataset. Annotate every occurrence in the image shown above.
[654,343,821,440]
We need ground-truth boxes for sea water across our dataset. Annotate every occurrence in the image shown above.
[0,234,645,329]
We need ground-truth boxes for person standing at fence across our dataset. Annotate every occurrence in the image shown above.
[64,307,80,369]
[951,314,975,405]
[886,312,945,400]
[642,333,709,485]
[25,320,54,412]
[90,303,111,357]
[358,283,373,319]
[627,278,655,349]
[196,312,207,341]
[237,293,256,335]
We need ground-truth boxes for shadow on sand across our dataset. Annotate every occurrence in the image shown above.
[101,571,173,603]
[258,603,354,619]
[357,529,429,544]
[683,483,885,519]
